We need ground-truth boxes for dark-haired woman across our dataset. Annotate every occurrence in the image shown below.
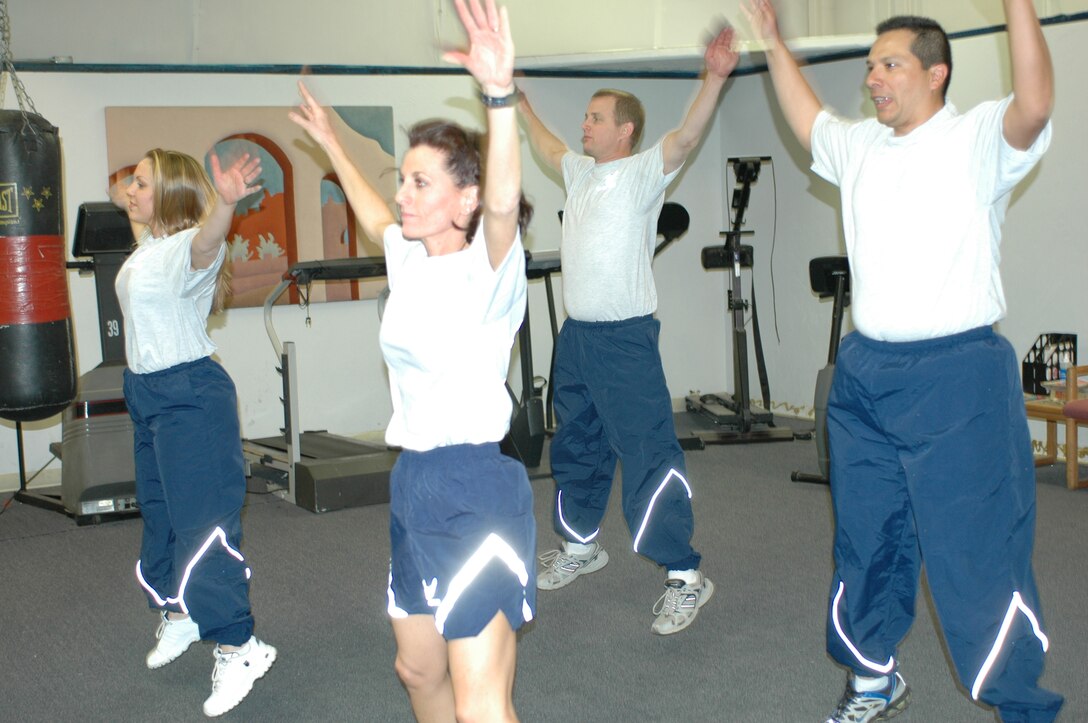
[289,0,533,720]
[116,148,276,718]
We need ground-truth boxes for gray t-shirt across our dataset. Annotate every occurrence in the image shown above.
[560,141,681,322]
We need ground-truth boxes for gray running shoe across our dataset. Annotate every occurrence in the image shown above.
[537,542,609,590]
[651,573,714,635]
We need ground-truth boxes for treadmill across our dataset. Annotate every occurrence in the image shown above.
[243,257,399,513]
[28,202,139,525]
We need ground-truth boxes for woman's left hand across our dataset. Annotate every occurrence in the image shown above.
[211,152,263,206]
[442,0,514,97]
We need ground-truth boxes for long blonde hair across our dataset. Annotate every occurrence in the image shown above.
[143,148,232,312]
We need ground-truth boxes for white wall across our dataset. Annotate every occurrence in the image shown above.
[715,18,1088,436]
[0,70,721,486]
[17,2,1085,68]
[3,17,1086,486]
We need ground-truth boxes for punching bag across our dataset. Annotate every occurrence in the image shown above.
[0,109,76,421]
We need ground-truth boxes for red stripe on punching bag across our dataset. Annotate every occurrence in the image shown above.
[0,234,70,324]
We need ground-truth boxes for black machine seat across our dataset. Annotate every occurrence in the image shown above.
[809,255,851,301]
[654,202,690,257]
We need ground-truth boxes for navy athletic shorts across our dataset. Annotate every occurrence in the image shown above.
[387,442,536,639]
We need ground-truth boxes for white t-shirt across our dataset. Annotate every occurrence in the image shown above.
[560,142,681,322]
[115,226,224,374]
[810,96,1051,342]
[379,223,527,451]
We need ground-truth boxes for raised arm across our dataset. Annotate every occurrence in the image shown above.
[662,26,739,174]
[742,0,823,153]
[289,81,397,244]
[443,0,521,270]
[191,153,263,270]
[518,91,568,173]
[1002,0,1054,150]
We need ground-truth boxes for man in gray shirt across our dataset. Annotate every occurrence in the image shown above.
[519,25,738,635]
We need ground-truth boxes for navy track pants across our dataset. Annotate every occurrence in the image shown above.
[826,327,1062,722]
[548,315,699,571]
[124,357,254,646]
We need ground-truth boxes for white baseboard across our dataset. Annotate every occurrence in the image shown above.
[0,468,62,495]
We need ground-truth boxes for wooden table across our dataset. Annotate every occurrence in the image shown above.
[1024,395,1088,490]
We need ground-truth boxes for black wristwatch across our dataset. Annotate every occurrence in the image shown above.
[479,87,521,108]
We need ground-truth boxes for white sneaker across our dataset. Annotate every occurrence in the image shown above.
[651,573,714,635]
[202,636,277,718]
[537,542,609,590]
[147,611,201,669]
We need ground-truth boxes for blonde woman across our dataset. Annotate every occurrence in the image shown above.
[116,148,275,718]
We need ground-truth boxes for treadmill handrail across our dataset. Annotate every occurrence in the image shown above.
[263,277,295,358]
[262,256,389,358]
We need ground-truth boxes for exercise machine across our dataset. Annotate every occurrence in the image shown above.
[792,255,850,484]
[243,257,399,513]
[500,248,559,468]
[20,202,139,525]
[686,157,793,445]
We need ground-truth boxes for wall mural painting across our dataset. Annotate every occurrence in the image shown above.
[105,105,395,308]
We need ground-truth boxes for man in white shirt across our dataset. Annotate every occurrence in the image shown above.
[744,0,1062,720]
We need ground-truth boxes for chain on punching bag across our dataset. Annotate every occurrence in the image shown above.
[0,0,76,421]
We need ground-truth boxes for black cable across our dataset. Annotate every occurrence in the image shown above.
[769,161,780,345]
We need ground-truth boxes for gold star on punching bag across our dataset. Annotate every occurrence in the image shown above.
[40,187,52,199]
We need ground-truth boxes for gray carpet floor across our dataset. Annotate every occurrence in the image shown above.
[1,423,1084,722]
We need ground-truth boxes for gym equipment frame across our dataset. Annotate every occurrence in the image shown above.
[686,157,793,445]
[243,258,399,513]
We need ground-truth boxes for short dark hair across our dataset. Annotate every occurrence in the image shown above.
[876,16,952,100]
[407,120,533,241]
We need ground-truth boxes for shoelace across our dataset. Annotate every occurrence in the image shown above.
[210,648,243,688]
[538,549,580,571]
[653,585,689,615]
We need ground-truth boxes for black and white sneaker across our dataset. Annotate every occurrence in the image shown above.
[825,671,910,723]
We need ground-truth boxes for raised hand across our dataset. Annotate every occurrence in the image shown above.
[289,81,341,152]
[705,26,740,79]
[741,0,783,48]
[210,152,262,205]
[441,0,514,96]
